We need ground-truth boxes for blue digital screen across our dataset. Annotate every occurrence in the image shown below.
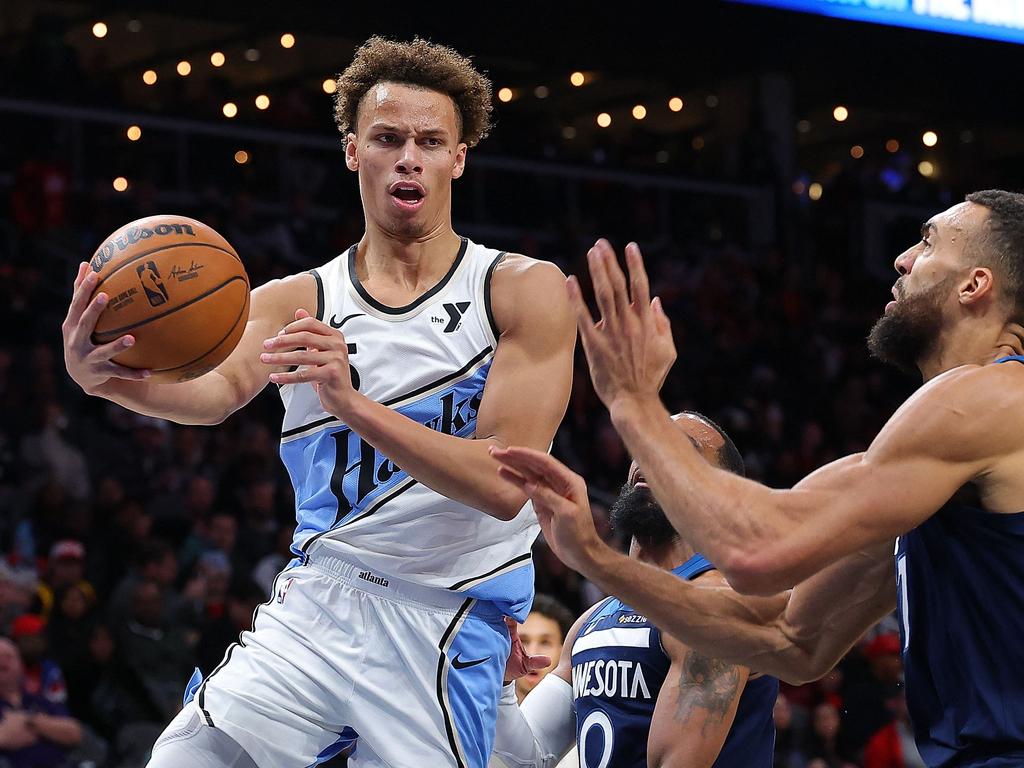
[730,1,1024,45]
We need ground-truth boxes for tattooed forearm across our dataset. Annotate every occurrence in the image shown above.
[675,650,742,734]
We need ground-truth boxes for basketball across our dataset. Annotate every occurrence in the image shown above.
[88,215,250,383]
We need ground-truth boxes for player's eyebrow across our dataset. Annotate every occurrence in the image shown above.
[920,221,938,239]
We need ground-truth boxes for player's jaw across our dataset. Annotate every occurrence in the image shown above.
[868,274,955,375]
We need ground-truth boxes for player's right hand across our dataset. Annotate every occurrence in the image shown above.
[490,446,609,574]
[63,262,151,393]
[502,617,552,684]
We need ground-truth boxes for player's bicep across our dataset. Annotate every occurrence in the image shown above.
[211,273,317,414]
[648,636,748,768]
[475,259,575,451]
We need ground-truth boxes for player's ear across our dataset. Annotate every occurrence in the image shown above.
[451,143,468,180]
[345,134,359,172]
[959,266,995,306]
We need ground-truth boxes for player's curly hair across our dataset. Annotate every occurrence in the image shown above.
[333,36,493,147]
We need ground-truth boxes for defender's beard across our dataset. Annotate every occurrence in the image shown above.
[867,276,953,375]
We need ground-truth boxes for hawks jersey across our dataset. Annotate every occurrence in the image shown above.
[571,554,777,768]
[277,238,539,619]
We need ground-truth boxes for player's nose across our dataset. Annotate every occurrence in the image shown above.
[395,139,423,175]
[894,246,915,276]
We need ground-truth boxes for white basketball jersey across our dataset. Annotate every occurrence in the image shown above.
[278,238,539,618]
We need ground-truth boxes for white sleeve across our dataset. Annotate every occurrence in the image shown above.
[489,676,576,768]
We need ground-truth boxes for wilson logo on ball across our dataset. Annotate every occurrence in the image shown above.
[90,222,198,272]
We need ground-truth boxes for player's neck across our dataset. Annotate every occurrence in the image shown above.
[357,223,462,291]
[634,538,695,571]
[919,319,1024,380]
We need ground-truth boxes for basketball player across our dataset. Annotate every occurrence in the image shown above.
[62,37,575,768]
[491,413,777,768]
[495,190,1024,766]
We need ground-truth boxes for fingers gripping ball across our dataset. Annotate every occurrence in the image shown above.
[88,215,250,382]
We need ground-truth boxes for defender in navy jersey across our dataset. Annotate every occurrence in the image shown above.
[64,38,575,768]
[491,413,776,768]
[495,191,1024,767]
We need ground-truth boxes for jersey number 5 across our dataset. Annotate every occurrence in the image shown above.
[347,343,360,391]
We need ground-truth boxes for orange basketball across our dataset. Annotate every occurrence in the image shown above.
[89,215,250,383]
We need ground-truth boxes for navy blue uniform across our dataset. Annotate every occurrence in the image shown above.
[895,355,1024,767]
[571,553,777,768]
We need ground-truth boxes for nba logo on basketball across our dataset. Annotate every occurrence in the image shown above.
[137,261,169,307]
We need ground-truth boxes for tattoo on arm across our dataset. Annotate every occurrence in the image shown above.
[675,650,742,735]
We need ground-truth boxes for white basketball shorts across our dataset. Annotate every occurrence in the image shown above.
[163,551,512,768]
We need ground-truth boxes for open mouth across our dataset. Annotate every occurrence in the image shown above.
[389,181,425,209]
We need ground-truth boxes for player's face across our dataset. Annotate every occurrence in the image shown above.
[516,613,561,698]
[889,202,980,312]
[868,202,987,373]
[616,416,722,554]
[347,82,468,241]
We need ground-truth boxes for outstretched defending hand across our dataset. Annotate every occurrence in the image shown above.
[261,309,358,418]
[502,617,552,685]
[568,240,676,412]
[490,446,610,575]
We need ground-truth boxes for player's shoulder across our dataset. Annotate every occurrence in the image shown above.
[912,360,1024,415]
[487,253,573,338]
[882,361,1024,460]
[491,252,568,289]
[248,271,320,326]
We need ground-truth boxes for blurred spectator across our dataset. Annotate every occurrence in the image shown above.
[46,584,98,722]
[804,702,857,768]
[514,594,574,704]
[773,692,809,768]
[842,633,903,756]
[108,580,194,730]
[34,540,94,622]
[10,614,66,706]
[0,636,82,767]
[862,693,926,768]
[107,539,191,628]
[0,567,38,637]
[196,576,264,674]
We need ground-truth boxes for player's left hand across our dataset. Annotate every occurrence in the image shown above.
[569,239,676,412]
[261,309,358,417]
[490,445,611,575]
[502,617,552,684]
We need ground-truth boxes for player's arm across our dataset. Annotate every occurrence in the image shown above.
[491,606,596,768]
[648,575,749,768]
[597,541,894,686]
[492,450,896,683]
[264,256,576,521]
[63,261,314,425]
[611,364,1012,593]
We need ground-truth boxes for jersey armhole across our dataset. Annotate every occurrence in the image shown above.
[309,269,325,322]
[482,251,507,347]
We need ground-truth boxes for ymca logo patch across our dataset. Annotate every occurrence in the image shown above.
[431,301,471,333]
